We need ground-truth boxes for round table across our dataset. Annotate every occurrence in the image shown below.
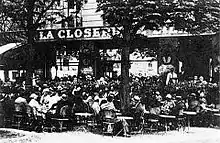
[117,116,133,120]
[183,111,197,132]
[206,108,219,113]
[214,113,220,117]
[116,116,133,136]
[74,113,94,131]
[75,113,93,117]
[159,114,176,133]
[116,112,122,116]
[51,118,69,132]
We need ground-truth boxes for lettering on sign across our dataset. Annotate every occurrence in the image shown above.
[37,27,121,41]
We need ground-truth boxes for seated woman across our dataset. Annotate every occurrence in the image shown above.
[29,93,43,119]
[196,97,215,127]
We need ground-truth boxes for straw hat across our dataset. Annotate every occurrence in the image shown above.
[166,94,172,99]
[42,88,50,93]
[94,95,99,101]
[30,93,38,99]
[133,95,140,101]
[61,94,68,100]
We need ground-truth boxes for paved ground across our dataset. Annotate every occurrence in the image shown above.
[1,127,220,143]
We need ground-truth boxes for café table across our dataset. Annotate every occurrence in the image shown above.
[214,113,220,126]
[206,108,219,113]
[51,118,69,132]
[75,112,93,118]
[183,111,197,132]
[116,116,133,136]
[74,112,94,131]
[116,112,122,116]
[214,113,220,117]
[159,114,176,133]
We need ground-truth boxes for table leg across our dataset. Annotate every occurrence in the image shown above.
[59,121,63,132]
[165,118,167,133]
[187,116,190,132]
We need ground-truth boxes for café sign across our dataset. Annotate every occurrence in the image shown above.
[36,27,121,42]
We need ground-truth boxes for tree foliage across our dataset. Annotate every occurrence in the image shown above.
[96,0,220,111]
[97,0,220,37]
[0,0,87,44]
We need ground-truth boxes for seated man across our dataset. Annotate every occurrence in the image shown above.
[100,94,129,136]
[161,94,175,115]
[100,94,119,112]
[129,95,147,130]
[196,97,215,127]
[49,93,69,118]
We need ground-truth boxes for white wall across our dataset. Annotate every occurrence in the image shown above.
[0,70,4,81]
[82,0,103,27]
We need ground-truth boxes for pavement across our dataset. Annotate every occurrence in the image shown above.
[0,127,220,143]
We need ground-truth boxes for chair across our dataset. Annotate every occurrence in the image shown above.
[100,110,116,136]
[12,103,26,129]
[141,113,159,134]
[176,115,186,132]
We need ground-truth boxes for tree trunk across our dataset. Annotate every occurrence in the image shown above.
[120,26,131,113]
[25,0,35,90]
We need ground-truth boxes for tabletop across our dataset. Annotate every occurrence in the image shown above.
[75,112,93,117]
[116,112,122,116]
[183,111,197,115]
[117,116,133,120]
[214,113,220,117]
[206,108,219,112]
[159,114,176,119]
[51,118,69,121]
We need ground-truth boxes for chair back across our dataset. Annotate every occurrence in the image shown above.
[26,105,34,118]
[14,103,26,113]
[101,110,116,121]
[60,105,69,118]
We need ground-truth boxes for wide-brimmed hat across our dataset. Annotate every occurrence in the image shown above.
[42,88,50,93]
[94,95,99,101]
[133,95,140,101]
[166,94,172,99]
[61,94,68,100]
[30,93,38,99]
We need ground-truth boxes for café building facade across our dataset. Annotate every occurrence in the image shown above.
[0,0,217,82]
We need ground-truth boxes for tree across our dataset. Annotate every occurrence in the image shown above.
[96,0,220,112]
[0,0,86,88]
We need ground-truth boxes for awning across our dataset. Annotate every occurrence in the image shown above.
[0,43,22,55]
[0,43,27,69]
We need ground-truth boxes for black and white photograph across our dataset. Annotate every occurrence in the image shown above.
[0,0,220,143]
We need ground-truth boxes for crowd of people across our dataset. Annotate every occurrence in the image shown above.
[0,71,219,134]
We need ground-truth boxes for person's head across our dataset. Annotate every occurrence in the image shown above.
[199,76,204,82]
[133,95,140,103]
[94,95,99,102]
[166,94,172,100]
[42,88,51,95]
[104,87,109,92]
[61,93,68,101]
[199,91,205,98]
[30,93,38,100]
[106,94,114,102]
[194,76,198,81]
[200,97,207,104]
